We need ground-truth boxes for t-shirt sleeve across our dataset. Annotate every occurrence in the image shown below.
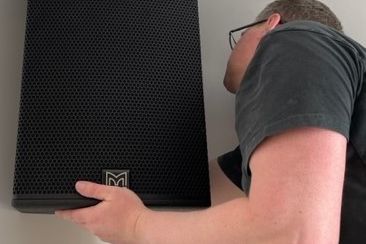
[236,29,361,192]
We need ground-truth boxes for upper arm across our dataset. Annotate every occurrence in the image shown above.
[248,127,347,244]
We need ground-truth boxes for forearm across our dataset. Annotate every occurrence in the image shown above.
[135,197,297,244]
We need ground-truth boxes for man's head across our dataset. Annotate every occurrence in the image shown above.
[223,0,342,93]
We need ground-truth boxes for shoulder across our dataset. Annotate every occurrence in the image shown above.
[248,20,364,84]
[259,21,341,52]
[259,20,366,64]
[269,20,344,40]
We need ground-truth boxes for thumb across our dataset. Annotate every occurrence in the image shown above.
[75,181,111,200]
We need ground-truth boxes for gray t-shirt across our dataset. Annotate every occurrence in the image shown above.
[219,20,366,243]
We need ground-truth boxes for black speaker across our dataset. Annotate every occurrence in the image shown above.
[12,0,211,213]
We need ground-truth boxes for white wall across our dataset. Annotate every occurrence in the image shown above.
[1,0,365,243]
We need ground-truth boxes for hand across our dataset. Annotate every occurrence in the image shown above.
[55,181,149,244]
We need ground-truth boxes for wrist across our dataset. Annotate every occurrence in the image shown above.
[133,208,154,244]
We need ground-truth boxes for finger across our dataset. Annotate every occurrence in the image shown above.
[55,204,99,225]
[55,209,88,224]
[75,181,112,200]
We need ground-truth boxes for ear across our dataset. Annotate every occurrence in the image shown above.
[265,13,282,31]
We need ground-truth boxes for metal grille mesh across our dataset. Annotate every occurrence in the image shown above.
[13,0,209,201]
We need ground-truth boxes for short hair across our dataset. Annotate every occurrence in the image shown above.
[256,0,343,32]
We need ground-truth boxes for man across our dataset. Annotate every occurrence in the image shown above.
[56,0,366,243]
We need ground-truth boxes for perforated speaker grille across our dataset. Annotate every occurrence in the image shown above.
[13,0,210,204]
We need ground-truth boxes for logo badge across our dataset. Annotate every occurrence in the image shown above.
[102,170,129,188]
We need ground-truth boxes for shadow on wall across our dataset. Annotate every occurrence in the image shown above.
[1,212,100,244]
[0,0,26,213]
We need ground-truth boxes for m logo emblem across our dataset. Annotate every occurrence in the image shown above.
[102,170,129,188]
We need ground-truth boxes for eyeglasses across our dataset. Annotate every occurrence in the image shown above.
[229,19,286,50]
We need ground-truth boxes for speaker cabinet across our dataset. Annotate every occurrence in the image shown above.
[12,0,210,213]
